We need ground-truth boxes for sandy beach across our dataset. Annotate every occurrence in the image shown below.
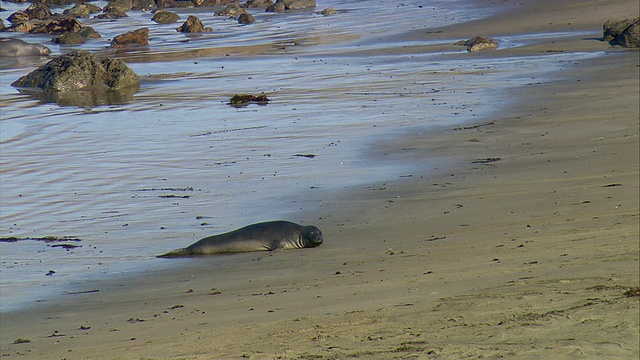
[1,0,638,358]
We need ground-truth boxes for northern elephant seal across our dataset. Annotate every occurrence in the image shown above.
[0,38,51,57]
[157,220,323,258]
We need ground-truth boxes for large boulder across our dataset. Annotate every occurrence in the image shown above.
[152,10,180,24]
[63,3,103,18]
[615,21,640,47]
[110,27,149,48]
[603,18,637,41]
[277,0,315,10]
[238,12,254,24]
[53,31,87,44]
[29,18,83,35]
[243,0,273,8]
[216,4,247,17]
[24,2,52,20]
[11,50,139,92]
[177,15,212,32]
[604,18,640,48]
[94,9,129,19]
[196,0,238,6]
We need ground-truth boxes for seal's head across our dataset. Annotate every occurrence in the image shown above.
[35,45,51,56]
[300,225,323,248]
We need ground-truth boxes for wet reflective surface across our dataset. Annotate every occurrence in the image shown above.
[0,0,600,311]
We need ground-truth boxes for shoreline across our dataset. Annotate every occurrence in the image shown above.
[1,0,638,358]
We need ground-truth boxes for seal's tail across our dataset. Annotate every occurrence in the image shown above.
[156,248,190,258]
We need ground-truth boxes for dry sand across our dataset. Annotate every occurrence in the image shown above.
[1,0,638,359]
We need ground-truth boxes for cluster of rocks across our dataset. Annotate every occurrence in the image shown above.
[603,17,639,48]
[1,0,328,105]
[2,1,102,44]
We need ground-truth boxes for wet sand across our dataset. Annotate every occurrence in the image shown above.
[1,0,638,358]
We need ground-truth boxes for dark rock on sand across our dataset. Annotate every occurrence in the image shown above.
[455,36,499,52]
[53,31,86,44]
[11,50,139,92]
[170,1,195,8]
[63,3,103,18]
[238,12,255,24]
[24,2,52,20]
[110,27,149,48]
[615,21,640,47]
[76,25,102,39]
[216,4,247,18]
[320,8,336,16]
[243,0,274,8]
[177,15,212,32]
[7,10,30,25]
[603,18,637,41]
[196,0,237,6]
[229,93,270,107]
[30,18,82,35]
[604,18,639,48]
[45,0,82,6]
[152,10,180,24]
[105,0,156,12]
[278,0,316,10]
[265,2,285,12]
[94,9,129,19]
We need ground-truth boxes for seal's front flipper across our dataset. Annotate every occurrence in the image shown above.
[157,248,190,258]
[268,243,284,252]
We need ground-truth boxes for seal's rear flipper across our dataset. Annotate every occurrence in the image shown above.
[156,248,190,258]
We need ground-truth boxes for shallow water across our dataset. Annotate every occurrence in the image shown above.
[0,0,601,311]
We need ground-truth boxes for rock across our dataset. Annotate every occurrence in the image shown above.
[457,36,499,52]
[603,18,637,41]
[103,0,131,13]
[7,11,29,25]
[110,27,149,48]
[53,32,86,44]
[130,0,156,11]
[77,26,102,39]
[277,0,315,10]
[30,18,82,35]
[24,2,52,20]
[11,50,139,92]
[615,21,640,47]
[320,8,335,16]
[44,0,81,6]
[229,93,270,106]
[152,10,180,24]
[105,0,155,11]
[197,0,237,6]
[216,4,247,17]
[0,20,5,32]
[243,0,273,8]
[170,1,195,8]
[177,15,212,32]
[63,3,102,18]
[94,9,129,19]
[265,2,284,12]
[7,20,39,32]
[604,18,640,48]
[238,12,254,24]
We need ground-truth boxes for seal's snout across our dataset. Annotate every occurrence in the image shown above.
[303,225,323,247]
